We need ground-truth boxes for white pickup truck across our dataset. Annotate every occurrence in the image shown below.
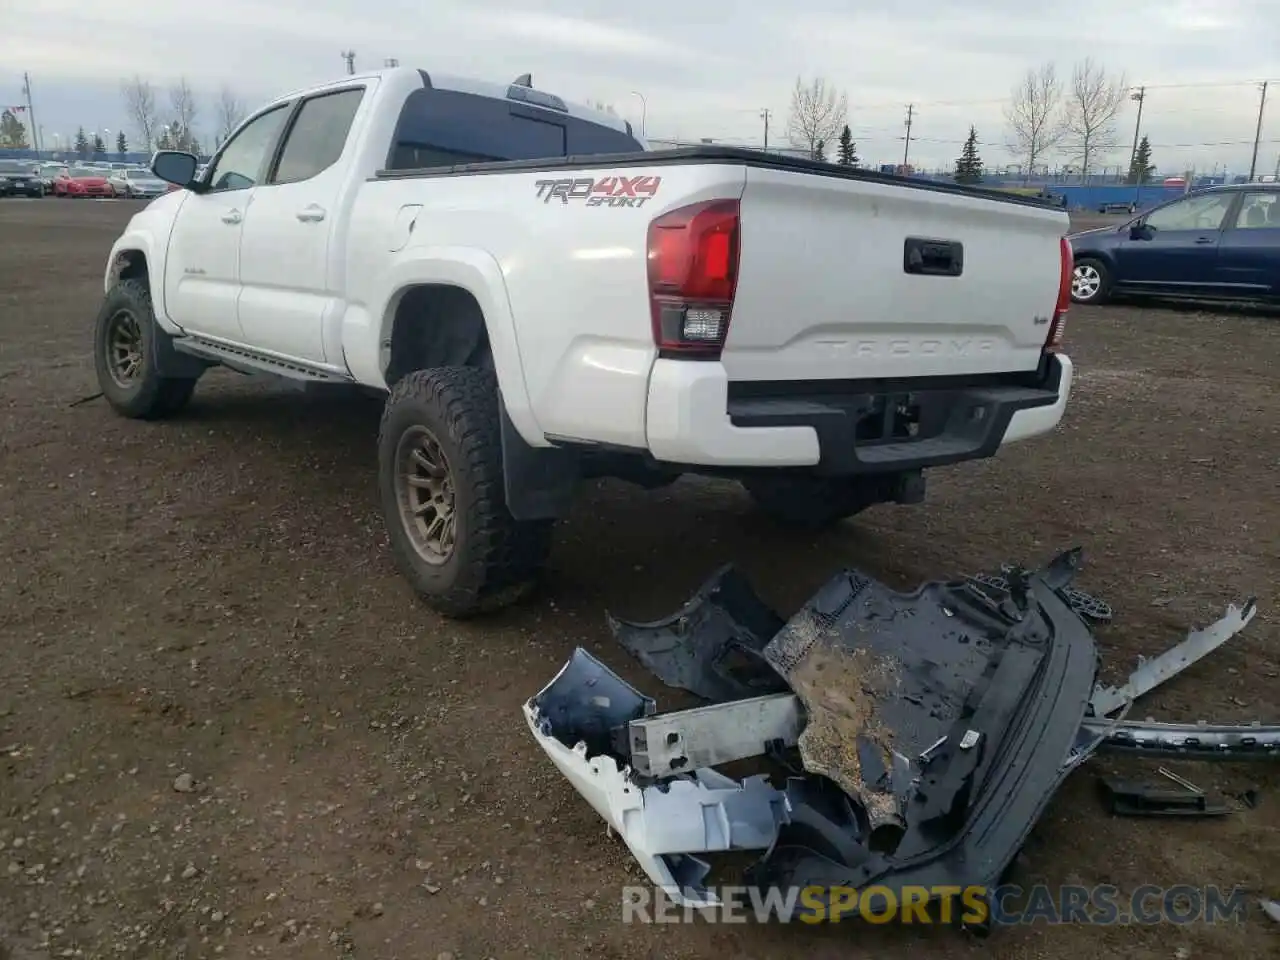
[93,66,1074,617]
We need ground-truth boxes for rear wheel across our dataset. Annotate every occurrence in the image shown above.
[1071,258,1110,304]
[378,367,553,618]
[93,279,200,419]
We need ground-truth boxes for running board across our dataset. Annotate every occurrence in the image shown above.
[172,337,353,383]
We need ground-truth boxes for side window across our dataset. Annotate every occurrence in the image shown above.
[1234,192,1278,229]
[271,89,365,184]
[206,105,291,193]
[1144,193,1234,232]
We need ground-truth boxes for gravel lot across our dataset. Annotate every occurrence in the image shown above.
[1,199,1277,960]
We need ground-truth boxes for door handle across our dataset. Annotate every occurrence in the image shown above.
[1194,236,1215,244]
[296,205,327,223]
[220,209,242,225]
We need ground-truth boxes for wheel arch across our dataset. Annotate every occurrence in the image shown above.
[361,250,542,446]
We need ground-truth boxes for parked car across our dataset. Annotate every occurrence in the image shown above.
[93,66,1073,616]
[1069,184,1280,304]
[37,163,68,194]
[55,166,115,198]
[0,159,46,197]
[109,167,167,199]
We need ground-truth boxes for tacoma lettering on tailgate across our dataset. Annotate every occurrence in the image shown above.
[534,175,662,207]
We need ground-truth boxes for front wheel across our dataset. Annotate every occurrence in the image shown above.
[1070,258,1110,304]
[93,279,200,419]
[378,367,553,618]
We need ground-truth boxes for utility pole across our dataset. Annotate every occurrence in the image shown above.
[902,104,914,168]
[1127,86,1145,200]
[22,72,40,157]
[1127,87,1145,173]
[341,50,356,76]
[1248,80,1268,182]
[760,109,770,151]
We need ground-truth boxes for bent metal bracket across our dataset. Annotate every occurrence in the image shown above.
[522,548,1263,921]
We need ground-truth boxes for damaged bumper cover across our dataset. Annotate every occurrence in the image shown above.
[522,648,791,907]
[525,556,1101,912]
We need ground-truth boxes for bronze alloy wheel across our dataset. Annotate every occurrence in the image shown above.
[105,309,145,389]
[395,424,457,565]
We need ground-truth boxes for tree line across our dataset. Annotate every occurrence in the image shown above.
[784,60,1157,185]
[119,76,249,157]
[1005,60,1155,183]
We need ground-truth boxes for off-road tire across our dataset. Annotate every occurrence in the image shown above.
[378,367,553,618]
[743,475,885,529]
[93,279,199,419]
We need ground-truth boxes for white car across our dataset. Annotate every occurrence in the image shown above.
[93,66,1074,616]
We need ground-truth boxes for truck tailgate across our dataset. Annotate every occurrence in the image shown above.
[725,168,1068,381]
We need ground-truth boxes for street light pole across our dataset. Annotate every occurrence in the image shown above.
[630,91,647,136]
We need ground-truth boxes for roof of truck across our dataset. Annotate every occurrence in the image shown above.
[273,66,632,136]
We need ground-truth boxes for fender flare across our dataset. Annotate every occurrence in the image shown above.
[104,230,181,334]
[349,247,544,447]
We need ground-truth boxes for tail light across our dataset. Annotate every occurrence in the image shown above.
[646,199,740,359]
[1045,236,1071,353]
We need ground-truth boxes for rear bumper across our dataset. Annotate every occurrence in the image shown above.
[646,353,1072,472]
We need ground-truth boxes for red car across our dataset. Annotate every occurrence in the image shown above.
[54,167,116,198]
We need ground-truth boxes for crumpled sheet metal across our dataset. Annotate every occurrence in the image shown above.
[522,648,791,908]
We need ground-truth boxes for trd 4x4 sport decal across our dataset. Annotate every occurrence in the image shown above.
[534,175,662,207]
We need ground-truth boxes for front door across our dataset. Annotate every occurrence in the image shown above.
[236,87,367,364]
[1113,192,1237,292]
[161,103,292,342]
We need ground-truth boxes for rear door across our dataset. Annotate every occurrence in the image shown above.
[162,103,291,340]
[1112,192,1236,291]
[1214,191,1280,296]
[236,85,368,363]
[726,167,1067,381]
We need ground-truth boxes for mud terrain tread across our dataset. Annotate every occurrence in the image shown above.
[379,367,551,618]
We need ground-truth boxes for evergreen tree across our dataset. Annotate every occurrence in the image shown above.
[813,138,826,162]
[0,109,29,149]
[74,127,90,158]
[837,124,858,166]
[1127,135,1154,184]
[91,133,106,156]
[156,127,173,150]
[116,130,128,156]
[954,126,984,184]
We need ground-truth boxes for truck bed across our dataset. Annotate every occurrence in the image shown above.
[374,144,1057,211]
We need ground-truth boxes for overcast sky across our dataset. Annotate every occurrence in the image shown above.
[4,0,1277,174]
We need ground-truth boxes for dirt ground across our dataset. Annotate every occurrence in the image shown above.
[0,199,1276,960]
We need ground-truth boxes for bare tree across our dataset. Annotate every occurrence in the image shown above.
[121,75,158,153]
[169,77,199,152]
[1004,63,1066,179]
[787,76,847,159]
[215,86,247,146]
[1063,58,1127,182]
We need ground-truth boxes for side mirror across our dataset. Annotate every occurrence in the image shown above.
[151,150,200,190]
[1128,222,1151,240]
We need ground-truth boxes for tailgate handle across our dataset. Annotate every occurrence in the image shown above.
[904,237,964,277]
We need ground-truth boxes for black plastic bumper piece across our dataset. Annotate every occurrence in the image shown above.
[726,356,1063,475]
